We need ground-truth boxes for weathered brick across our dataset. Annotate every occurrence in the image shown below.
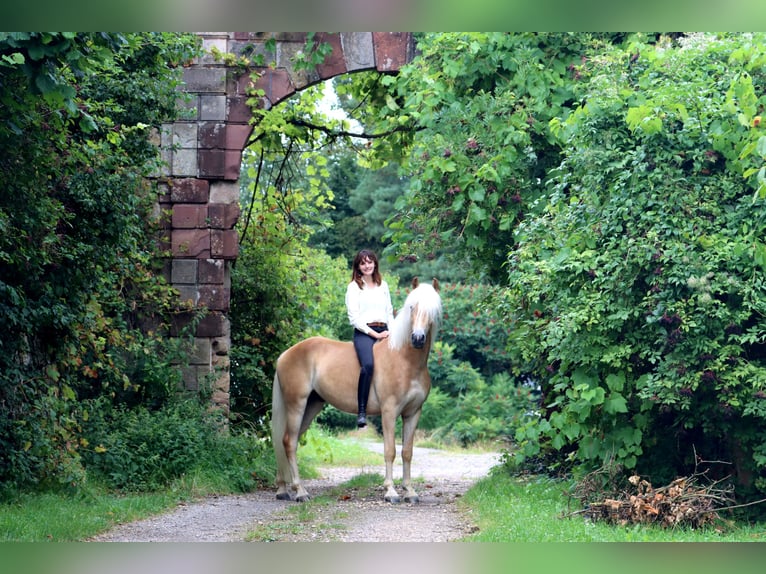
[315,33,347,78]
[169,178,209,203]
[225,124,252,150]
[198,258,225,284]
[373,32,413,72]
[171,229,211,258]
[198,285,230,310]
[207,203,241,229]
[199,122,226,149]
[211,229,239,259]
[172,204,208,229]
[199,149,225,178]
[253,69,295,105]
[227,96,252,123]
[224,149,243,181]
[171,259,198,284]
[197,311,229,338]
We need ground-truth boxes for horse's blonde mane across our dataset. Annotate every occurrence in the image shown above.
[388,283,442,351]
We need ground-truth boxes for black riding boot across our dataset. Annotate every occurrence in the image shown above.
[357,369,371,428]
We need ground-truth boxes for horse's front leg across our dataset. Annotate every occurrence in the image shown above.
[400,410,422,503]
[283,405,311,502]
[380,410,400,503]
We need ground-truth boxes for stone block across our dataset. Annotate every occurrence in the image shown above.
[182,67,226,94]
[175,284,198,307]
[171,259,199,284]
[172,148,198,177]
[173,123,198,148]
[315,33,347,78]
[254,69,295,105]
[197,311,229,338]
[212,335,231,356]
[169,178,209,203]
[207,202,241,229]
[198,258,225,284]
[171,228,211,258]
[211,229,239,259]
[156,181,171,203]
[225,123,252,150]
[199,95,227,121]
[180,365,198,391]
[199,122,226,149]
[373,32,413,72]
[209,181,240,204]
[172,204,208,228]
[224,149,242,180]
[341,33,375,71]
[199,36,229,65]
[169,310,195,337]
[227,96,252,123]
[176,95,199,120]
[191,337,212,365]
[198,285,230,311]
[199,149,225,178]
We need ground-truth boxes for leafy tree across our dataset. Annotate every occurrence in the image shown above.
[506,33,766,499]
[0,32,201,494]
[346,33,622,282]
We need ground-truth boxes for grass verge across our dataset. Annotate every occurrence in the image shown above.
[459,471,766,542]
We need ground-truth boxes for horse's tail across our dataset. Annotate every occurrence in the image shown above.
[271,368,290,489]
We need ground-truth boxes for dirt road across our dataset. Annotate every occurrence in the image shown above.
[91,440,501,543]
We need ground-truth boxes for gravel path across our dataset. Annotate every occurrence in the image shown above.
[91,440,501,543]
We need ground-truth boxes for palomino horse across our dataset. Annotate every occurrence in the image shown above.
[271,278,442,503]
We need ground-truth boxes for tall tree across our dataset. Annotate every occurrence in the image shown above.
[507,33,766,498]
[0,32,201,493]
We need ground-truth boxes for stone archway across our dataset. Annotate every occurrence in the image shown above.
[156,32,414,411]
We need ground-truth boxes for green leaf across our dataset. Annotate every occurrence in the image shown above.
[606,372,625,392]
[604,393,628,414]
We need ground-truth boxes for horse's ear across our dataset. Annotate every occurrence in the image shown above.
[432,278,440,292]
[411,277,420,289]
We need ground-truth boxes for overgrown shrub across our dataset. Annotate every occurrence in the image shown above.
[80,398,211,491]
[423,283,511,377]
[506,34,766,500]
[420,342,537,445]
[0,33,203,495]
[79,395,274,492]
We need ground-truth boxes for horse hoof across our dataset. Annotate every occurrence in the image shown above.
[404,495,419,504]
[384,495,401,504]
[276,492,292,501]
[295,494,311,502]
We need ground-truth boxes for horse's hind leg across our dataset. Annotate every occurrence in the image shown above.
[400,410,423,503]
[282,402,313,502]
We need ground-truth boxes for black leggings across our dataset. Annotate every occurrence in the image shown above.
[353,325,386,412]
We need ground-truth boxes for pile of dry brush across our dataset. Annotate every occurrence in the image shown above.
[566,462,740,529]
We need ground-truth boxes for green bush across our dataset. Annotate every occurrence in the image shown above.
[505,34,766,500]
[81,398,218,491]
[428,283,512,377]
[0,33,202,495]
[421,341,537,445]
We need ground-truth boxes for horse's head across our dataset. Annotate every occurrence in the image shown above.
[390,277,442,351]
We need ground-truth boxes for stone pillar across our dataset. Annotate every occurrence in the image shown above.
[156,32,245,414]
